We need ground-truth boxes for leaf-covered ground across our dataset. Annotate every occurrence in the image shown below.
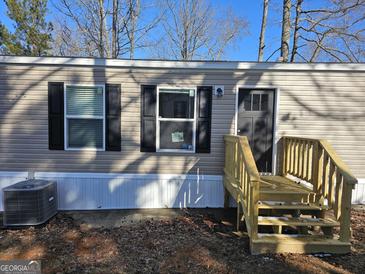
[0,207,364,274]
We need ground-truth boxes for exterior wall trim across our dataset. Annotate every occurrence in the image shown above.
[35,172,221,180]
[1,56,365,72]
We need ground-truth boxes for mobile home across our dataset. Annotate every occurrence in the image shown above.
[0,56,364,211]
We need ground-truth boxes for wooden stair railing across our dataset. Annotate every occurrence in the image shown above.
[223,135,260,239]
[281,136,357,242]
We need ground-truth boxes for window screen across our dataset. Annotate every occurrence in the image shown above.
[158,88,195,152]
[159,89,194,119]
[65,85,104,149]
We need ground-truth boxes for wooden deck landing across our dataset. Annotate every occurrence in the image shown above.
[224,135,357,254]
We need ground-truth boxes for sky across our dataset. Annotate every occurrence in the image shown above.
[0,0,290,61]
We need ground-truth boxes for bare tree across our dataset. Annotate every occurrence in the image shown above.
[53,0,109,57]
[52,21,84,56]
[52,0,159,58]
[280,0,291,62]
[258,0,269,61]
[156,0,248,60]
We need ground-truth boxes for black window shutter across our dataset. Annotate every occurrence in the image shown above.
[196,86,212,153]
[141,85,157,152]
[105,84,121,151]
[48,82,64,150]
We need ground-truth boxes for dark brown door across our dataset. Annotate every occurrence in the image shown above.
[237,89,275,173]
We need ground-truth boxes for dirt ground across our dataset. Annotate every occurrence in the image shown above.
[0,207,364,274]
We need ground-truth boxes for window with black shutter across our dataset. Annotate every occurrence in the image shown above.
[157,87,196,152]
[48,83,121,151]
[140,85,212,153]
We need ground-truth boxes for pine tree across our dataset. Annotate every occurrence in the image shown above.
[0,0,53,56]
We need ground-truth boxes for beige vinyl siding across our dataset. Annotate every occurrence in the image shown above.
[0,64,365,178]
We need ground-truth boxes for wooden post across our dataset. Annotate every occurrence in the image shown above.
[328,164,336,207]
[293,140,298,176]
[339,181,352,242]
[334,173,343,220]
[250,181,260,240]
[280,137,287,176]
[237,201,241,231]
[224,187,230,209]
[312,141,323,196]
[322,154,330,197]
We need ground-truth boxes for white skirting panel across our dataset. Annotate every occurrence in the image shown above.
[0,172,364,211]
[352,179,365,205]
[35,172,224,210]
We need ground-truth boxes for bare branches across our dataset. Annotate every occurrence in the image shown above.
[296,0,365,62]
[155,0,248,60]
[52,0,159,58]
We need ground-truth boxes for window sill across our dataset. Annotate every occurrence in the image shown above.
[156,149,195,154]
[65,147,105,152]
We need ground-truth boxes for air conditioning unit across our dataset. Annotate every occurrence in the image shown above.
[3,179,58,226]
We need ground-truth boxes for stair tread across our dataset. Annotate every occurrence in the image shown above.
[253,233,349,245]
[260,189,313,194]
[257,216,340,227]
[258,202,324,210]
[260,175,313,192]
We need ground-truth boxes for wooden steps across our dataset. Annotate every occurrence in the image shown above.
[257,216,340,227]
[251,234,351,254]
[257,201,323,210]
[259,191,316,203]
[224,135,356,255]
[259,176,317,203]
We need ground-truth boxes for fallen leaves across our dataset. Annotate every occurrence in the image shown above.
[0,208,364,273]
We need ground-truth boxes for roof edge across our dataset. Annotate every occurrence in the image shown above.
[0,55,364,71]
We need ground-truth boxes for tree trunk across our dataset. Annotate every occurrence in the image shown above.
[280,0,291,62]
[129,0,140,59]
[181,0,189,60]
[290,0,303,62]
[182,24,188,60]
[98,0,105,57]
[258,0,269,61]
[112,0,118,58]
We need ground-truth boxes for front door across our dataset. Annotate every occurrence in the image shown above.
[237,88,275,173]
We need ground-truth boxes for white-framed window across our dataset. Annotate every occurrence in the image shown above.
[64,84,105,150]
[156,87,197,153]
